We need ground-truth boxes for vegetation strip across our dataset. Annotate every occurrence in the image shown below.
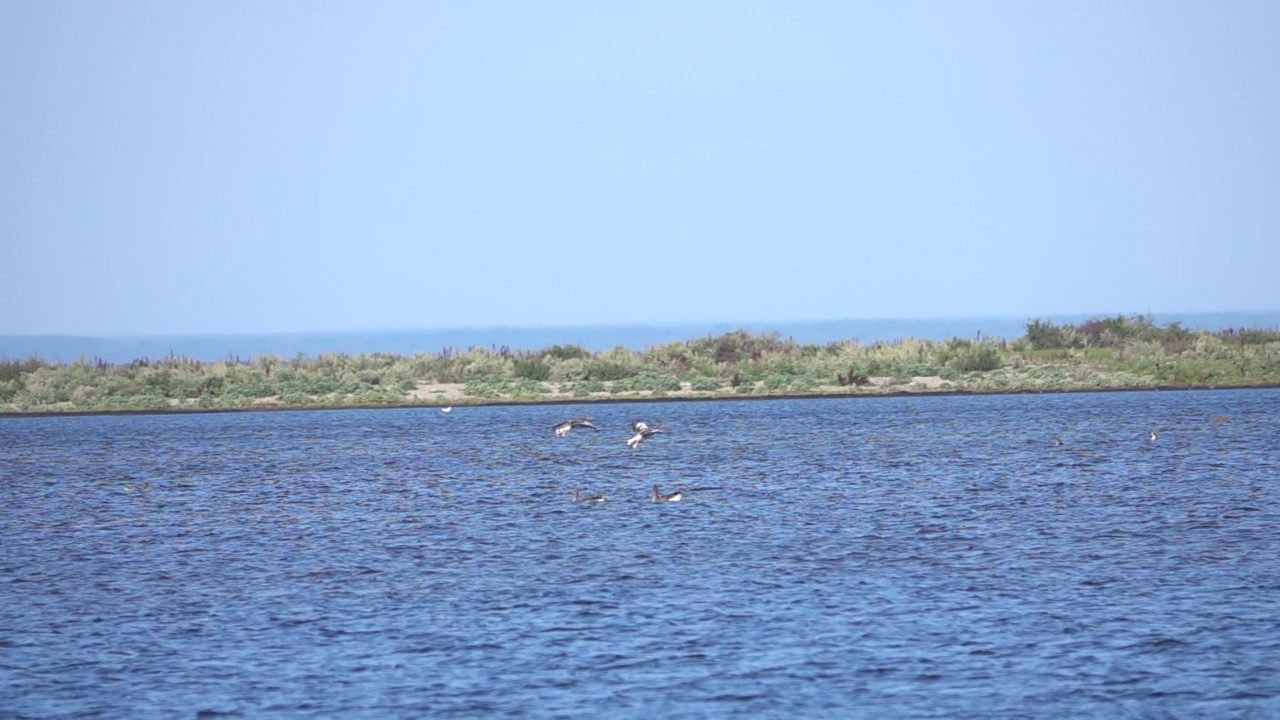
[2,315,1277,415]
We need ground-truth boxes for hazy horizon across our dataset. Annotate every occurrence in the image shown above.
[5,310,1278,365]
[6,307,1280,340]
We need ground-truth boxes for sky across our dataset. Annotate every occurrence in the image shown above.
[3,1,1278,336]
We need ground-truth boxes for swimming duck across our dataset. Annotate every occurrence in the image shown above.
[572,487,606,503]
[554,418,598,437]
[652,485,683,502]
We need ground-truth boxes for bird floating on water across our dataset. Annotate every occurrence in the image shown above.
[652,485,683,502]
[628,421,665,449]
[123,482,151,492]
[441,407,452,413]
[554,418,598,437]
[572,487,606,503]
[1150,431,1158,442]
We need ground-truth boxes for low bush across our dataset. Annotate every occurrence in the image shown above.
[690,376,720,392]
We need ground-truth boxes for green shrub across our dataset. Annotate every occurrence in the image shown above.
[947,345,1002,372]
[610,374,678,393]
[762,374,792,391]
[514,358,551,381]
[280,391,311,406]
[543,344,591,361]
[566,379,606,396]
[0,357,52,384]
[511,379,550,396]
[464,378,506,398]
[548,358,590,382]
[1025,319,1081,350]
[592,362,636,381]
[690,376,720,391]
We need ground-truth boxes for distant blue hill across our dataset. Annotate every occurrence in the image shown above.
[3,312,1278,365]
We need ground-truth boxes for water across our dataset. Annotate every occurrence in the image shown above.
[2,389,1278,718]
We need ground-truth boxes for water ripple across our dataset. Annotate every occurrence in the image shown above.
[2,390,1279,718]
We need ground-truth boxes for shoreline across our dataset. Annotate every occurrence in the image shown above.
[3,382,1276,420]
[6,319,1278,419]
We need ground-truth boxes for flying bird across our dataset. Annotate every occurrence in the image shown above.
[441,407,452,413]
[572,488,606,503]
[554,418,598,437]
[627,421,665,449]
[652,485,683,502]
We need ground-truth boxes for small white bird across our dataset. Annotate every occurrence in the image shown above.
[572,487,606,503]
[627,421,665,449]
[441,407,452,413]
[554,418,598,437]
[652,485,683,502]
[1150,431,1158,442]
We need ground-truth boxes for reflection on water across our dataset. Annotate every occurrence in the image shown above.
[3,389,1279,718]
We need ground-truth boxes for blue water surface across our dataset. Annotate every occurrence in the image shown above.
[2,389,1278,718]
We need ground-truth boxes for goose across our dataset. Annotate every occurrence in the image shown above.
[554,418,598,437]
[652,485,683,502]
[572,487,606,503]
[627,421,665,449]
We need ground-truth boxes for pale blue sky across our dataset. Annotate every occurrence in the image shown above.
[3,1,1278,336]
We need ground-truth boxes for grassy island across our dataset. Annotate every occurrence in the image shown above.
[3,315,1278,415]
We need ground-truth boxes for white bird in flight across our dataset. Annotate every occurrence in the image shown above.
[554,418,598,437]
[627,421,665,449]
